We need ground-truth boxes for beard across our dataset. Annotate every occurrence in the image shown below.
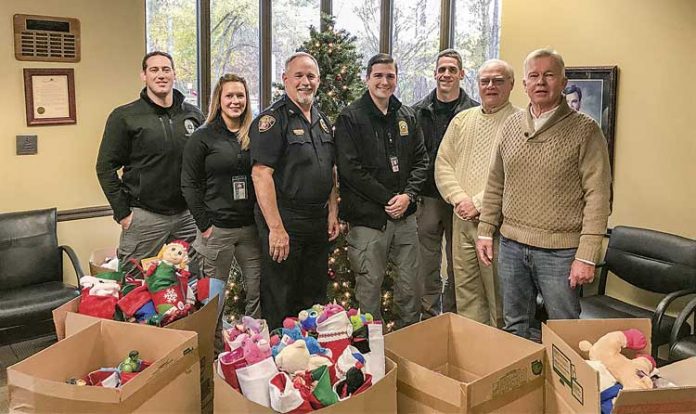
[296,90,315,106]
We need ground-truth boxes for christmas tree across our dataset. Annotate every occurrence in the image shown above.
[226,14,398,332]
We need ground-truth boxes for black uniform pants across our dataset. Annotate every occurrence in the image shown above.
[255,205,329,330]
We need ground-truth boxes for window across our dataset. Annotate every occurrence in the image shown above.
[392,0,441,105]
[146,0,199,107]
[334,0,379,73]
[453,0,501,101]
[271,0,320,97]
[210,0,261,113]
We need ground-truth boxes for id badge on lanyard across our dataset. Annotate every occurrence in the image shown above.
[390,156,400,172]
[232,176,248,200]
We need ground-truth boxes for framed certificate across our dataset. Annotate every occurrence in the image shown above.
[23,68,76,126]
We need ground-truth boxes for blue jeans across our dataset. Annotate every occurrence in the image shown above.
[498,236,580,340]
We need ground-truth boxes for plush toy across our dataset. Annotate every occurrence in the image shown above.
[316,305,353,362]
[145,240,193,323]
[242,334,272,365]
[274,339,332,374]
[299,306,323,332]
[579,329,656,391]
[118,351,142,373]
[347,308,374,332]
[271,320,304,357]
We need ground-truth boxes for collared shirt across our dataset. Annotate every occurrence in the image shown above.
[530,105,560,130]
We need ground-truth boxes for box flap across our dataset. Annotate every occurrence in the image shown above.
[658,357,696,386]
[52,296,81,340]
[613,387,696,414]
[64,310,103,338]
[542,323,600,413]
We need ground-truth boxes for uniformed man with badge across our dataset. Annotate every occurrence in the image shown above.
[250,52,339,330]
[334,53,429,329]
[96,51,204,276]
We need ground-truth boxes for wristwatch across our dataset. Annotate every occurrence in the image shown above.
[406,192,416,204]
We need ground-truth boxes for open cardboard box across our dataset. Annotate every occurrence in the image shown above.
[385,313,545,413]
[52,295,218,412]
[213,357,398,413]
[543,318,696,413]
[88,247,118,275]
[7,314,200,413]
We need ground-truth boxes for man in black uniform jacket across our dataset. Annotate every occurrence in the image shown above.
[250,52,339,329]
[334,54,429,328]
[412,49,478,319]
[96,51,204,276]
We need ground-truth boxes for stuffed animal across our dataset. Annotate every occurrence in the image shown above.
[118,351,142,373]
[274,339,332,374]
[347,308,374,331]
[144,240,193,322]
[242,334,272,365]
[579,329,655,390]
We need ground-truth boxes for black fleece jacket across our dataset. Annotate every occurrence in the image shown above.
[96,89,204,222]
[335,91,429,229]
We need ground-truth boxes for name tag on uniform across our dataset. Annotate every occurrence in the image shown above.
[292,129,305,136]
[390,156,400,173]
[232,176,248,200]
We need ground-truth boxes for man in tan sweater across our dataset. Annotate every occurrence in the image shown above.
[476,49,611,340]
[435,59,520,326]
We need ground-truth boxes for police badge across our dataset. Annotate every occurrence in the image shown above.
[184,119,196,135]
[398,120,409,136]
[258,115,276,133]
[319,118,330,133]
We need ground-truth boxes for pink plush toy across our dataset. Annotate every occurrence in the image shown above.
[242,334,271,365]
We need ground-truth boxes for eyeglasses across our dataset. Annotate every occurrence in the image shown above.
[478,77,507,87]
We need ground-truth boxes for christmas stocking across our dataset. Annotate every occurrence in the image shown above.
[269,372,313,413]
[146,261,188,315]
[117,284,152,320]
[236,356,278,408]
[217,347,247,391]
[78,273,123,319]
[363,322,385,381]
[316,310,353,363]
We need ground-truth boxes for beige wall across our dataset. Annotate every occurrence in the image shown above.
[500,0,696,308]
[0,0,145,282]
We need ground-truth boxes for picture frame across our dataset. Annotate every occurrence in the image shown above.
[564,66,618,167]
[23,68,77,126]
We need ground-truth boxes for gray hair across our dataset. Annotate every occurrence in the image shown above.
[477,59,515,81]
[523,48,565,78]
[284,52,320,75]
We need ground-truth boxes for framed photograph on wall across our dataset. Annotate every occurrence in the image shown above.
[564,66,618,167]
[23,68,77,126]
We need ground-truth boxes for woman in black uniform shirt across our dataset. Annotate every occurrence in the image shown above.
[182,74,262,350]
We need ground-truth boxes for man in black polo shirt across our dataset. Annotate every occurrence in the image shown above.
[412,49,478,319]
[250,52,339,329]
[96,51,204,276]
[335,54,429,328]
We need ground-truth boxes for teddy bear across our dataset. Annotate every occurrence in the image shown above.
[274,339,332,374]
[578,328,656,391]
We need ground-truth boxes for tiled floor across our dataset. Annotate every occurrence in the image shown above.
[0,335,57,413]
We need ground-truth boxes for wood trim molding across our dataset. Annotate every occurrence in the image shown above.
[57,205,112,222]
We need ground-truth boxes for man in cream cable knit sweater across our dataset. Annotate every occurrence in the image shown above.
[435,59,520,327]
[475,49,612,340]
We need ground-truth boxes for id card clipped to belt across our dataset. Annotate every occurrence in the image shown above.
[390,156,400,173]
[232,176,248,200]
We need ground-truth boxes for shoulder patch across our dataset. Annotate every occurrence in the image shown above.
[398,120,409,136]
[184,119,196,135]
[320,118,330,133]
[258,115,276,133]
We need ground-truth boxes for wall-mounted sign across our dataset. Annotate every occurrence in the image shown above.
[23,68,76,126]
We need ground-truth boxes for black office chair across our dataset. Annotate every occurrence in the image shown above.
[0,208,82,345]
[579,226,696,363]
[668,296,696,362]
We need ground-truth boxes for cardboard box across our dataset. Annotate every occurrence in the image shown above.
[543,318,696,413]
[384,313,545,413]
[89,247,118,275]
[52,296,218,413]
[7,314,200,413]
[213,357,398,413]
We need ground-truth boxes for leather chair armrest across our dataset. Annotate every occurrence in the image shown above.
[653,288,696,332]
[60,245,85,284]
[669,296,696,349]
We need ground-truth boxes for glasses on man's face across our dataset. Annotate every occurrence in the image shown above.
[478,77,507,87]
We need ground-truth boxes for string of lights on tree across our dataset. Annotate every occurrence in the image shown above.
[225,14,398,332]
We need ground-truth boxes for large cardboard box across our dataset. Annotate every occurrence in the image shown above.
[7,314,200,413]
[89,247,118,275]
[543,318,696,413]
[384,313,545,413]
[52,296,218,412]
[213,357,398,413]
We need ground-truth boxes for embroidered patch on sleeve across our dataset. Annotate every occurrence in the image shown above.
[258,115,276,133]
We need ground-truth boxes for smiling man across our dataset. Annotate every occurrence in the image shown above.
[434,59,519,327]
[335,53,429,329]
[96,51,204,277]
[412,49,478,320]
[475,49,612,340]
[249,52,338,329]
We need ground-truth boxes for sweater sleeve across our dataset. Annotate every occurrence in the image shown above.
[181,132,212,231]
[95,110,132,223]
[335,113,392,206]
[435,115,470,206]
[477,133,506,238]
[575,124,612,262]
